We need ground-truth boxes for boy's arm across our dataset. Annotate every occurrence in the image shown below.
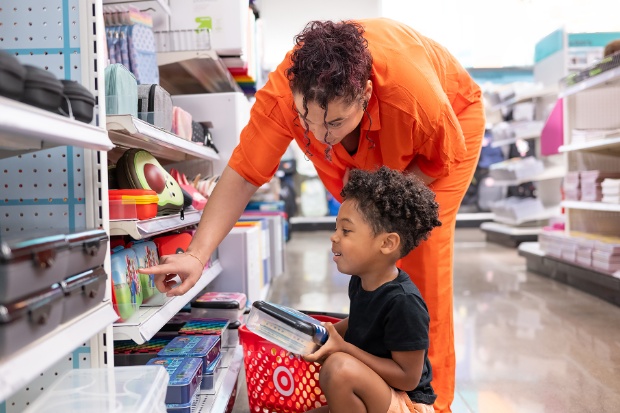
[332,317,348,338]
[305,323,424,391]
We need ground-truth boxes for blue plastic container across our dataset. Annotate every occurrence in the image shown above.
[158,335,221,374]
[146,357,202,405]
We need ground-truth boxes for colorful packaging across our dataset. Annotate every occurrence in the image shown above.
[114,336,174,366]
[190,292,247,322]
[178,318,229,346]
[110,246,143,321]
[129,240,160,300]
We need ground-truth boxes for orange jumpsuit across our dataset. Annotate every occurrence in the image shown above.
[228,18,485,413]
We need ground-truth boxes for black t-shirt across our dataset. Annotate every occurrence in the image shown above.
[345,268,437,405]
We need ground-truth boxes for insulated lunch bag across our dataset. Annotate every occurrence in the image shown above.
[116,149,184,216]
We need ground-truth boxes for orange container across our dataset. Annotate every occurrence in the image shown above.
[109,189,158,220]
[239,314,341,413]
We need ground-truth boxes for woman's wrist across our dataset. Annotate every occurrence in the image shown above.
[184,251,206,269]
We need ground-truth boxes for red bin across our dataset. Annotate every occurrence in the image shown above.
[239,314,341,413]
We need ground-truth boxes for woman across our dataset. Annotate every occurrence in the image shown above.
[143,18,484,412]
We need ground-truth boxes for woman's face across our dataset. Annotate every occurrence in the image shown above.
[293,94,365,146]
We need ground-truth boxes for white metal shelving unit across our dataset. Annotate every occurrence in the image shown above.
[0,97,114,159]
[107,114,220,163]
[1,0,243,410]
[0,302,118,403]
[197,346,244,413]
[110,209,202,239]
[519,53,620,304]
[113,261,223,344]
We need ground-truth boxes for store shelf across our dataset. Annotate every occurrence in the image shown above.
[102,0,171,15]
[0,302,118,402]
[197,345,244,413]
[109,209,202,239]
[490,165,565,186]
[491,205,561,226]
[113,261,223,344]
[559,135,620,154]
[481,222,541,247]
[0,96,114,159]
[562,201,620,212]
[560,66,620,98]
[492,85,558,111]
[157,52,242,95]
[106,115,220,163]
[519,242,620,306]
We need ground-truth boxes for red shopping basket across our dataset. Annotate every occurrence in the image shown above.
[239,314,342,413]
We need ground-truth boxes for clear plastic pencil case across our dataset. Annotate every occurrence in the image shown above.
[245,301,329,355]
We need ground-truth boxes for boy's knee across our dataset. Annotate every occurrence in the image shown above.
[320,352,357,387]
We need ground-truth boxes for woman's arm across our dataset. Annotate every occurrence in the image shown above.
[404,162,436,186]
[141,165,259,296]
[332,317,348,338]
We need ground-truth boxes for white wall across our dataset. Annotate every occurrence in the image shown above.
[258,0,382,70]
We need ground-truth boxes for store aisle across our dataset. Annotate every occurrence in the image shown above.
[233,228,620,413]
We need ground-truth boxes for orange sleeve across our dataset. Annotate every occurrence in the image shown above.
[227,59,294,187]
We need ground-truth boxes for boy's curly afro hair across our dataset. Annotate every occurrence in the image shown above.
[341,166,442,257]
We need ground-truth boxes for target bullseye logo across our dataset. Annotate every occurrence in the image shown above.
[273,366,294,396]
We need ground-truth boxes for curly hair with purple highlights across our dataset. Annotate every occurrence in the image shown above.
[286,20,374,159]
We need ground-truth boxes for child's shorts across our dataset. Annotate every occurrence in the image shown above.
[388,388,434,413]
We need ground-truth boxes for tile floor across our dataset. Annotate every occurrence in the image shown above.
[232,228,620,413]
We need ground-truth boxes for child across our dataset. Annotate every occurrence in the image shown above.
[304,166,442,413]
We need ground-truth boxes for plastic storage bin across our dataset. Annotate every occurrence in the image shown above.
[190,291,247,322]
[23,366,169,413]
[109,189,159,220]
[146,357,203,405]
[225,320,241,348]
[60,267,107,324]
[158,335,221,374]
[0,283,64,358]
[245,301,329,356]
[239,314,341,413]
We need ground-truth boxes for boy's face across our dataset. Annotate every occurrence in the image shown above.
[331,199,384,276]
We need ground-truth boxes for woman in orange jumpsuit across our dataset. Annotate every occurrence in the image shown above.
[145,18,484,413]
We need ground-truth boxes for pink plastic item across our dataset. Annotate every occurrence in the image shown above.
[172,106,193,140]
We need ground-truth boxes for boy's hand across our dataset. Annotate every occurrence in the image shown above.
[303,322,347,364]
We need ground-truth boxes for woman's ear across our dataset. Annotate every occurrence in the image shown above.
[380,232,401,256]
[364,79,373,102]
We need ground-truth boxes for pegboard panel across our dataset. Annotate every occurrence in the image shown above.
[0,0,82,81]
[1,344,91,413]
[0,146,86,233]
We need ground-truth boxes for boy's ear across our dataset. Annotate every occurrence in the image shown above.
[380,232,401,255]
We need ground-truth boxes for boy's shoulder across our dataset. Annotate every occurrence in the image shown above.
[395,268,423,298]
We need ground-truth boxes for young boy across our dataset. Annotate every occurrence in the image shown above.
[304,166,442,413]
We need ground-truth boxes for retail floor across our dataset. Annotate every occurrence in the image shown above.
[231,228,620,413]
